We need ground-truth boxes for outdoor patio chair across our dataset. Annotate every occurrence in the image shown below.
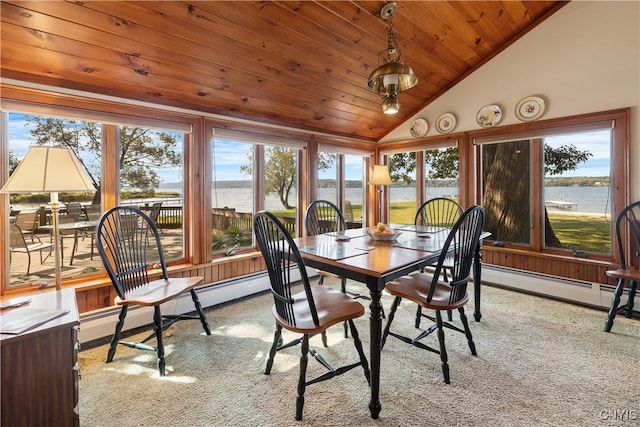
[148,202,163,233]
[254,210,370,421]
[9,223,53,275]
[414,197,463,327]
[604,200,640,331]
[65,202,84,221]
[382,205,485,384]
[14,210,39,243]
[96,206,211,376]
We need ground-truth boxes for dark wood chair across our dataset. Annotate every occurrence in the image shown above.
[414,197,463,229]
[304,200,369,299]
[414,197,463,326]
[305,200,370,337]
[254,211,370,421]
[96,206,211,376]
[381,205,485,384]
[604,201,640,332]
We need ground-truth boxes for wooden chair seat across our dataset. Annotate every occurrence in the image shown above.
[116,276,204,306]
[385,272,469,311]
[605,268,640,281]
[272,285,365,334]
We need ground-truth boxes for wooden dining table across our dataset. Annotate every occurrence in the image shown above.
[294,225,488,419]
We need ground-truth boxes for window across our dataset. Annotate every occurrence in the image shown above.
[316,150,366,227]
[117,124,186,260]
[4,105,193,290]
[474,110,626,261]
[6,112,103,288]
[543,130,612,254]
[481,139,532,246]
[211,137,254,254]
[382,142,460,225]
[344,154,365,226]
[210,128,305,252]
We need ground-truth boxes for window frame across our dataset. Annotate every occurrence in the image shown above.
[469,108,629,264]
[2,96,201,291]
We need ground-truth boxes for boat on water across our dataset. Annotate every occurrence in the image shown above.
[545,199,578,210]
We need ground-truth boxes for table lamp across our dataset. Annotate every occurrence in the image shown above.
[2,146,96,290]
[368,164,393,223]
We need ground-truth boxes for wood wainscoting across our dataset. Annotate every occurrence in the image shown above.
[482,246,614,286]
[74,252,267,314]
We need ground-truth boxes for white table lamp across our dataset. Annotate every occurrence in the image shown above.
[2,146,96,290]
[369,165,393,223]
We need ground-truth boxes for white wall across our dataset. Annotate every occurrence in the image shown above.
[382,1,639,195]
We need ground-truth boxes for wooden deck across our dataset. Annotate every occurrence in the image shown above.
[8,229,184,288]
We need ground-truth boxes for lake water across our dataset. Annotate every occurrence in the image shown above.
[11,186,612,216]
[211,186,612,215]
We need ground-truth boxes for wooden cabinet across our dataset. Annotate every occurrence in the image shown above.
[1,289,80,427]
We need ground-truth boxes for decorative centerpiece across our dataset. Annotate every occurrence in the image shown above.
[366,223,401,241]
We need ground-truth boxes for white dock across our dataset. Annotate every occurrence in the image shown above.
[545,200,577,210]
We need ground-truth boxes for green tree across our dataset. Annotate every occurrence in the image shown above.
[390,143,592,246]
[241,147,335,209]
[389,148,458,184]
[8,150,19,175]
[25,116,182,203]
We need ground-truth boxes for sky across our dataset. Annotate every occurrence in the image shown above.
[8,113,611,183]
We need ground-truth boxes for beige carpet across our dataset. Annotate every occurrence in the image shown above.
[78,280,639,426]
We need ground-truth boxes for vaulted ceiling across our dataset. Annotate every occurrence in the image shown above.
[1,1,566,142]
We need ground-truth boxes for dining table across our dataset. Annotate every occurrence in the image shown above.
[39,220,99,266]
[294,224,489,419]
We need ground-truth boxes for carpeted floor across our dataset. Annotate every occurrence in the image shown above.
[78,280,639,426]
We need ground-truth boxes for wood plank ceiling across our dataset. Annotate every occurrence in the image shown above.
[1,1,566,142]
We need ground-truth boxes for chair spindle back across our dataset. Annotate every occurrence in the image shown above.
[96,206,167,299]
[304,200,347,236]
[415,197,463,228]
[429,205,485,305]
[254,211,318,327]
[615,201,640,270]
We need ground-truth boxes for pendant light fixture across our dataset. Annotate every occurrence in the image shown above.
[366,2,418,114]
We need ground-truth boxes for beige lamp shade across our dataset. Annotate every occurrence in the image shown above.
[369,165,393,186]
[2,146,95,194]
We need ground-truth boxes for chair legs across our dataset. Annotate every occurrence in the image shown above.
[106,305,128,364]
[383,297,476,384]
[105,291,211,376]
[153,306,166,376]
[191,289,212,335]
[265,320,370,421]
[604,279,638,332]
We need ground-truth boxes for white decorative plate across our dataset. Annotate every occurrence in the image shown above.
[476,104,502,128]
[435,112,456,134]
[515,95,545,122]
[409,118,429,138]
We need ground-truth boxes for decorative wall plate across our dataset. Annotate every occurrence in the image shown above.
[435,112,456,134]
[409,118,429,138]
[515,95,545,122]
[476,104,502,128]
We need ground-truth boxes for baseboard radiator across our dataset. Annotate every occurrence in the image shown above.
[78,269,311,344]
[79,265,621,344]
[481,264,617,310]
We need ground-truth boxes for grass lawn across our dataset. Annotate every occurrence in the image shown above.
[274,201,611,254]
